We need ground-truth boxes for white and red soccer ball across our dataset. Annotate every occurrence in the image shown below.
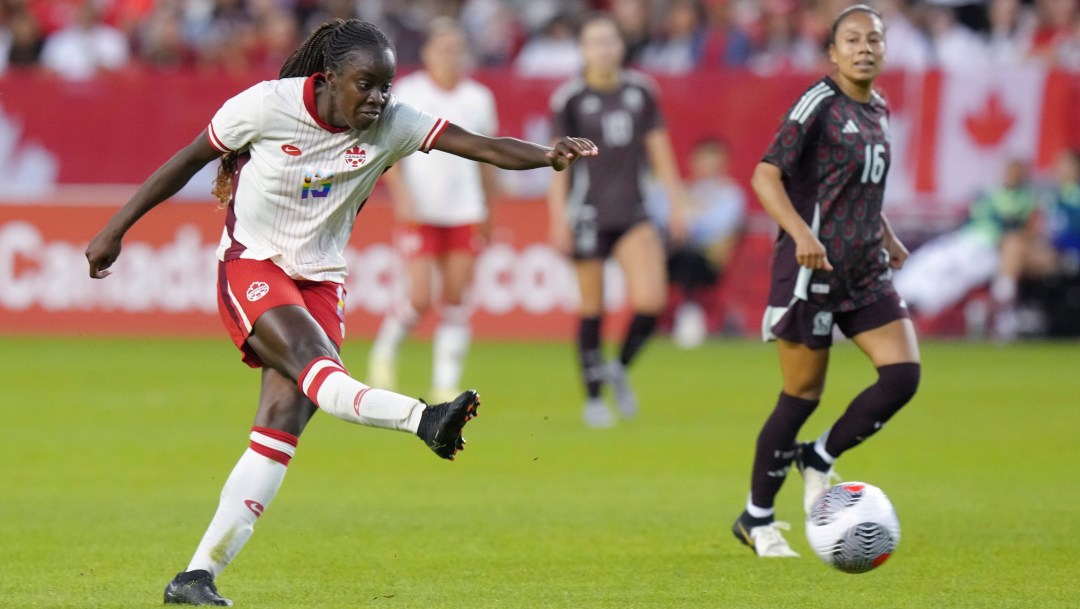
[805,482,901,574]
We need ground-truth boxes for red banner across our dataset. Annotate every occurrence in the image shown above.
[3,69,1077,214]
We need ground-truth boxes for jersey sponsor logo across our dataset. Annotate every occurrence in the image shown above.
[344,145,367,168]
[842,119,860,134]
[246,281,270,302]
[812,311,833,336]
[811,283,831,294]
[281,144,302,156]
[244,500,265,517]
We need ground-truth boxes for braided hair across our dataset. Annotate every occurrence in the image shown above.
[211,20,393,205]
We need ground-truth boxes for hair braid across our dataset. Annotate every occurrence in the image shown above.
[211,19,392,206]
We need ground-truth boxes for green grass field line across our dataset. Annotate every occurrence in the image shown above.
[1,337,1077,608]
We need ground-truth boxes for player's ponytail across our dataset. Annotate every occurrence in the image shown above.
[212,19,393,205]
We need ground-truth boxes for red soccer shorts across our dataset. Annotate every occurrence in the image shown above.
[217,259,346,368]
[396,223,483,258]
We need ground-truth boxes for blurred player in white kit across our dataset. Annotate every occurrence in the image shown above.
[368,17,499,402]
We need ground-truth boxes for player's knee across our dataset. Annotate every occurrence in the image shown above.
[877,362,920,407]
[410,295,432,316]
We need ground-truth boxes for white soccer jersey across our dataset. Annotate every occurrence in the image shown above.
[208,75,447,282]
[393,71,498,226]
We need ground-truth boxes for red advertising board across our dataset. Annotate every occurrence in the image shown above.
[0,198,773,339]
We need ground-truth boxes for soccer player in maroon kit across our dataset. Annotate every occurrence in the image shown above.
[548,13,687,428]
[731,5,920,557]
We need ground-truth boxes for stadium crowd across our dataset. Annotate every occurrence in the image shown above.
[1,0,1079,80]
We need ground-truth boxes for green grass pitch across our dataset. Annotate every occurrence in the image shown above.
[1,335,1078,608]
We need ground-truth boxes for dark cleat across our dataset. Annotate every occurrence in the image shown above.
[164,570,233,606]
[416,389,480,460]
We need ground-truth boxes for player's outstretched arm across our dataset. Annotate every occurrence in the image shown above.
[86,132,221,279]
[433,123,597,171]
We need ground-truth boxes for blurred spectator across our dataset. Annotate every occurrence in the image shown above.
[1028,0,1078,65]
[299,0,359,35]
[895,159,1038,339]
[40,0,130,80]
[136,5,193,72]
[609,0,652,65]
[1042,149,1080,273]
[925,2,990,71]
[514,12,583,77]
[1020,148,1080,336]
[986,0,1036,65]
[460,0,523,66]
[698,0,753,69]
[746,0,823,75]
[192,0,257,76]
[649,137,746,348]
[0,5,44,73]
[249,8,300,75]
[638,0,708,74]
[876,0,933,71]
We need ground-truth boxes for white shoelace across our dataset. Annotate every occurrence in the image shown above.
[753,521,798,556]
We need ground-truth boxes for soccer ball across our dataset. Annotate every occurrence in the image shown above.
[805,482,900,574]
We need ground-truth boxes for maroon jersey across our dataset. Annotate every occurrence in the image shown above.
[763,76,896,312]
[550,71,662,231]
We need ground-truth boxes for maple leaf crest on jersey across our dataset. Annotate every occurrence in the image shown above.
[344,146,367,168]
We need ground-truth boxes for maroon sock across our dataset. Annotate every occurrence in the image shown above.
[619,314,658,366]
[825,362,920,458]
[749,393,820,509]
[577,316,603,399]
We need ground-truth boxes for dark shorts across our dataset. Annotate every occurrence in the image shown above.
[762,291,909,350]
[571,219,648,260]
[217,259,346,368]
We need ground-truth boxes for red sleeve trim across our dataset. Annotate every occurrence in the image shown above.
[207,122,231,153]
[420,118,449,152]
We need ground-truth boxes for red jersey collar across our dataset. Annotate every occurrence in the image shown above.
[304,73,349,133]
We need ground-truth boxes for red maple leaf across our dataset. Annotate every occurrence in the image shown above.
[964,92,1014,147]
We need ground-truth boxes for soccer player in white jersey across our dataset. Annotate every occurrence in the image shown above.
[85,19,596,607]
[368,18,498,403]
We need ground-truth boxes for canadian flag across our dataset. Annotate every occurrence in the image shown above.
[915,68,1049,207]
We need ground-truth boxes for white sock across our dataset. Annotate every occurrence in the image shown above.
[745,495,775,520]
[370,303,419,361]
[814,431,837,465]
[991,276,1017,304]
[433,304,471,392]
[299,357,425,432]
[186,427,296,577]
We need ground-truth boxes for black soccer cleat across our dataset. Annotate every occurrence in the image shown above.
[416,389,480,460]
[163,570,233,606]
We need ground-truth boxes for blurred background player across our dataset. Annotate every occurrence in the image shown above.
[85,18,596,606]
[649,136,747,348]
[367,17,498,403]
[548,13,687,429]
[732,5,920,557]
